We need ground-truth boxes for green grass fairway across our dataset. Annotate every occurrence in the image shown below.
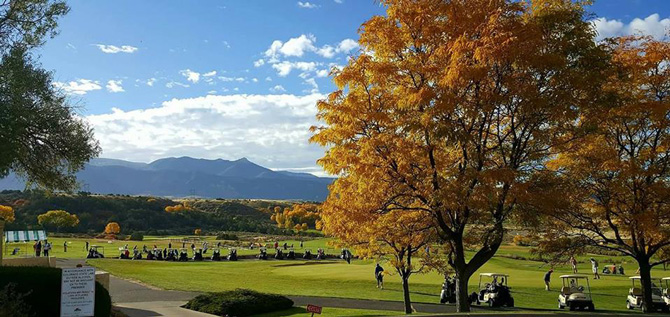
[2,236,335,259]
[256,307,418,317]
[86,240,670,314]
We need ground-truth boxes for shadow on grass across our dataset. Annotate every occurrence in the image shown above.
[270,261,339,268]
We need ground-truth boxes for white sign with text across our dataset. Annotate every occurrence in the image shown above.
[60,266,96,317]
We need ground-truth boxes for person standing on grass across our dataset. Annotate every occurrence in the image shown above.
[85,241,89,251]
[375,264,385,289]
[63,241,67,253]
[570,256,578,273]
[34,241,41,257]
[544,269,553,291]
[590,258,600,279]
[43,240,51,257]
[300,241,303,249]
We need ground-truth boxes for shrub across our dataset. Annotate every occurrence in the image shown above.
[184,289,293,316]
[0,266,111,317]
[0,283,33,317]
[129,232,144,241]
[216,232,239,240]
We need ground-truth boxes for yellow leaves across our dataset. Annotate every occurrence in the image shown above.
[271,203,321,231]
[37,210,79,229]
[165,204,192,213]
[194,228,202,236]
[0,205,14,223]
[104,222,120,235]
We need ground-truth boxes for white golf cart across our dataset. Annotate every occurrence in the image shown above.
[557,275,594,311]
[660,277,670,307]
[470,273,514,307]
[626,276,669,312]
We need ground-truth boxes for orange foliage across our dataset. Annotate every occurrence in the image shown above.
[104,222,121,235]
[0,205,14,223]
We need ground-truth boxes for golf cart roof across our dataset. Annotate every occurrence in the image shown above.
[662,277,670,281]
[630,276,660,280]
[479,273,509,277]
[560,274,589,279]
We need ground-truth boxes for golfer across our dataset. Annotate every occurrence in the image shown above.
[590,258,600,279]
[570,256,578,273]
[375,264,385,289]
[544,269,553,291]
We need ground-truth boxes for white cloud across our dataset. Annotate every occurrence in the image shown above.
[86,93,326,175]
[53,79,102,95]
[280,34,317,57]
[252,78,259,83]
[146,78,157,87]
[270,85,286,93]
[95,44,138,54]
[315,69,329,77]
[297,1,319,8]
[272,61,318,77]
[334,0,343,3]
[180,69,201,83]
[219,76,246,82]
[337,38,359,53]
[106,80,124,93]
[304,78,319,93]
[593,14,670,41]
[222,41,231,48]
[253,59,265,67]
[203,71,217,77]
[261,35,359,64]
[166,81,190,88]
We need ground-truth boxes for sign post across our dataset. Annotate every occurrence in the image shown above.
[61,266,96,317]
[306,304,322,317]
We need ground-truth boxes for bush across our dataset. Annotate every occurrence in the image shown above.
[0,283,33,317]
[184,289,293,316]
[216,232,239,240]
[129,232,144,241]
[0,266,111,317]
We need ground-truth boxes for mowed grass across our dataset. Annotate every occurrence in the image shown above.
[2,236,336,259]
[86,240,670,314]
[256,307,421,317]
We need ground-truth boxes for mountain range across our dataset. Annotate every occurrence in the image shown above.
[0,157,334,201]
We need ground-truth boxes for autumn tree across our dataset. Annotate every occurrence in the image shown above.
[0,205,14,223]
[104,222,121,236]
[165,203,192,213]
[531,36,670,313]
[311,0,606,311]
[271,203,321,230]
[37,209,78,232]
[194,228,202,236]
[322,175,435,314]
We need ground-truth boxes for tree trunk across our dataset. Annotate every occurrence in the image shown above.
[454,267,472,312]
[638,258,654,313]
[401,275,412,314]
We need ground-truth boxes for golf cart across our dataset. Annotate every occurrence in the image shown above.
[227,248,238,261]
[626,276,669,312]
[662,277,670,306]
[470,273,514,307]
[303,249,312,259]
[178,248,189,261]
[211,248,221,261]
[258,247,268,260]
[557,275,594,311]
[440,275,456,304]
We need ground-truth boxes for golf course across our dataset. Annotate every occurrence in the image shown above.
[6,235,664,315]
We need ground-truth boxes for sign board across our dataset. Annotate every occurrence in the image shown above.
[306,304,322,314]
[60,267,96,317]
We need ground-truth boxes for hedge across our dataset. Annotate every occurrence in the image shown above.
[184,289,293,316]
[0,266,111,317]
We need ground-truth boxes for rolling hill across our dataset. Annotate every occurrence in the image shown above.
[0,157,334,201]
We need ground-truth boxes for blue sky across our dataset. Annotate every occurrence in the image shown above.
[34,0,670,176]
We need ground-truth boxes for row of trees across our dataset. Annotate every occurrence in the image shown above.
[270,204,321,231]
[312,0,670,313]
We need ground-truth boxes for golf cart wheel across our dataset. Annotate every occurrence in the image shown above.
[507,298,514,308]
[641,305,647,313]
[587,303,594,311]
[568,303,575,311]
[663,305,669,313]
[488,299,495,307]
[558,301,563,309]
[626,301,633,310]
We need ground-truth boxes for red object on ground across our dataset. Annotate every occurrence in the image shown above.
[306,304,322,314]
